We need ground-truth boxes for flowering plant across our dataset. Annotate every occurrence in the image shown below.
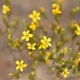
[1,0,80,80]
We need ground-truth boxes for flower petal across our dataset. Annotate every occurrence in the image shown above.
[16,66,19,70]
[23,64,27,67]
[21,60,24,64]
[15,60,20,65]
[20,67,23,72]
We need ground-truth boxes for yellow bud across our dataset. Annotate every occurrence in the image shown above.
[31,71,35,75]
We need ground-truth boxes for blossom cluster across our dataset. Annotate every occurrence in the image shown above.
[1,0,80,80]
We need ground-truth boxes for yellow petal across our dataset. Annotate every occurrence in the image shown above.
[23,64,27,67]
[33,18,37,22]
[64,74,67,78]
[43,36,47,40]
[21,36,25,40]
[32,47,36,50]
[29,14,33,18]
[3,10,6,14]
[48,38,51,41]
[15,61,20,65]
[27,43,31,46]
[20,67,23,72]
[21,60,24,64]
[29,34,33,37]
[23,31,27,35]
[16,66,19,70]
[33,43,36,46]
[33,10,37,15]
[26,37,29,41]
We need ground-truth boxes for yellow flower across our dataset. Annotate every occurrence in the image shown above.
[29,10,41,22]
[41,36,52,47]
[71,21,80,35]
[39,36,52,49]
[29,22,37,30]
[15,60,27,72]
[52,4,62,15]
[62,68,69,78]
[21,30,33,41]
[2,5,10,14]
[75,26,80,35]
[27,43,36,50]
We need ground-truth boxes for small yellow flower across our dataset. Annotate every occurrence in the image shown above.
[52,4,62,15]
[2,5,10,14]
[15,60,27,72]
[41,36,52,47]
[27,43,36,50]
[21,30,33,41]
[62,68,69,78]
[75,26,80,35]
[71,21,80,35]
[29,10,41,22]
[29,22,37,30]
[39,36,52,49]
